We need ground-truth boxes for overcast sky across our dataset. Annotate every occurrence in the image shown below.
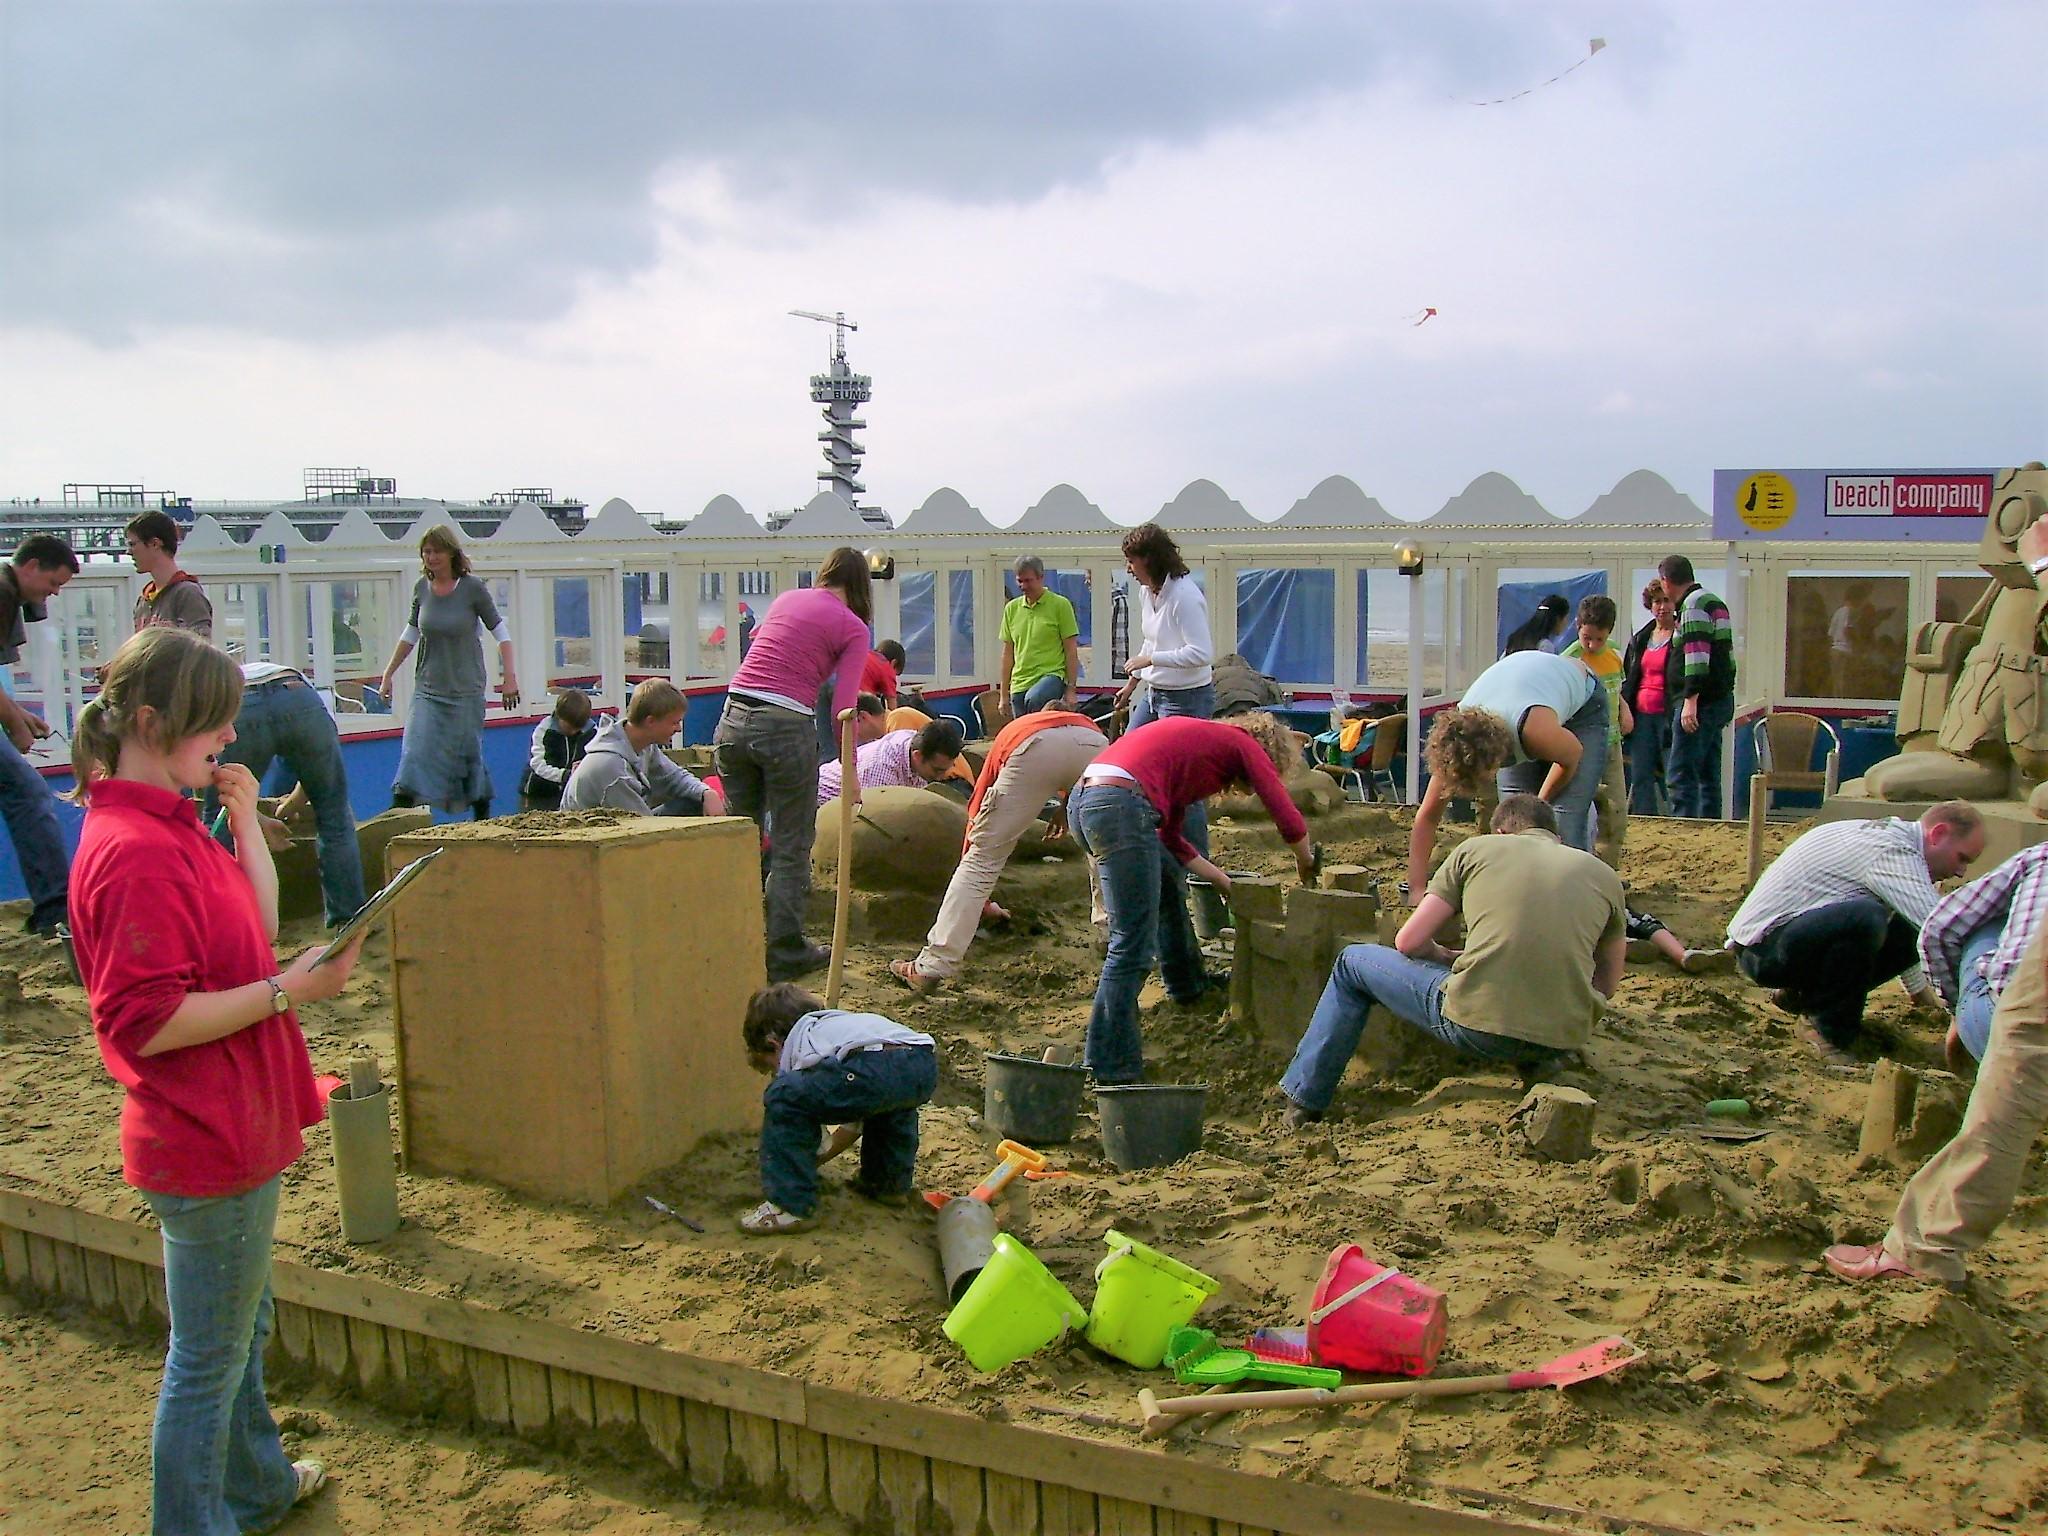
[2,1,2042,525]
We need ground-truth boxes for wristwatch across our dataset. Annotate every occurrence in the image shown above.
[2028,555,2048,577]
[263,977,291,1015]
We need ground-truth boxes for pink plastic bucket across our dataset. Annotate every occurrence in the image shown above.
[1304,1244,1447,1378]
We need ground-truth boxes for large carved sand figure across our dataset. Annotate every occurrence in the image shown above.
[1864,463,2048,814]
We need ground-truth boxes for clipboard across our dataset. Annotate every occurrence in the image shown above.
[312,847,444,966]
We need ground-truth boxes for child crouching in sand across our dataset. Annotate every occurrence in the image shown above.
[738,983,938,1235]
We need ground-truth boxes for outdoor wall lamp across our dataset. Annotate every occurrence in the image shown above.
[1394,540,1425,577]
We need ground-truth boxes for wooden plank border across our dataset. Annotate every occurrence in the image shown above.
[0,1188,1644,1536]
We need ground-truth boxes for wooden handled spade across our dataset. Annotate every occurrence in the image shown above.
[826,707,859,1008]
[1137,1335,1642,1439]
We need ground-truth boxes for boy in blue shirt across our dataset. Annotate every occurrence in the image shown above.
[738,984,938,1235]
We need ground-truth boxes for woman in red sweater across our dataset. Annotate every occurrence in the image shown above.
[1069,712,1314,1084]
[69,627,364,1534]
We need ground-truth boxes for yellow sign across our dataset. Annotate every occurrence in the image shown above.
[1735,471,1797,532]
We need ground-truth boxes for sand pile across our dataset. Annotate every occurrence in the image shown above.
[2,810,2043,1533]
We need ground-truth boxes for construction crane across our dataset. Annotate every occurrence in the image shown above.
[787,309,875,513]
[788,309,857,363]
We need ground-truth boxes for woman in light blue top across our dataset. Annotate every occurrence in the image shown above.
[1403,649,1608,898]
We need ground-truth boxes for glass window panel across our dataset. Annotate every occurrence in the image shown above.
[1495,567,1605,655]
[545,576,598,692]
[1236,567,1335,685]
[62,583,129,710]
[1783,573,1909,700]
[213,581,276,663]
[692,571,725,677]
[1356,568,1446,695]
[1936,573,1993,624]
[898,570,936,676]
[319,580,394,715]
[623,567,669,682]
[1003,570,1094,646]
[947,570,975,676]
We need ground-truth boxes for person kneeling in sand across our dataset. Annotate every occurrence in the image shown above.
[737,984,938,1235]
[891,708,1109,992]
[562,679,725,817]
[1277,794,1625,1128]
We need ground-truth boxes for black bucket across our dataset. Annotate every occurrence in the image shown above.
[984,1052,1090,1144]
[1095,1084,1208,1170]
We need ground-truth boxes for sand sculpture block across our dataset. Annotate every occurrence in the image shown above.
[1228,878,1379,1050]
[812,785,966,895]
[386,814,764,1205]
[1514,1085,1597,1162]
[1855,1059,1967,1169]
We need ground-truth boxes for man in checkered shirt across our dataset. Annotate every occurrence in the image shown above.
[1727,801,1985,1068]
[1919,842,2048,1070]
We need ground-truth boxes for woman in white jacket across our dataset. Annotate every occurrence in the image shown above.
[1114,521,1216,859]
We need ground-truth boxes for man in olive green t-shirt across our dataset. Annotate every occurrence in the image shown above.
[1278,794,1625,1124]
[999,555,1080,719]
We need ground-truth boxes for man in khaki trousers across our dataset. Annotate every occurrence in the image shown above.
[891,713,1108,989]
[1825,921,2048,1290]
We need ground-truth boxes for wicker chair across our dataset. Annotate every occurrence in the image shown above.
[1746,711,1842,886]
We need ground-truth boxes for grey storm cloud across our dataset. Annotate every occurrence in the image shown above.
[0,1,1628,341]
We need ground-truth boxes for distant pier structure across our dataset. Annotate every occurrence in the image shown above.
[788,309,890,529]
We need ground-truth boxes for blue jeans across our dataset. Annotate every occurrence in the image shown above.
[1625,713,1669,816]
[1126,679,1215,857]
[715,696,823,966]
[1069,783,1205,1085]
[1666,694,1734,819]
[1009,673,1068,720]
[209,677,366,925]
[1498,692,1608,854]
[1955,918,2003,1062]
[0,728,69,930]
[1280,944,1556,1112]
[760,1046,938,1216]
[142,1176,299,1536]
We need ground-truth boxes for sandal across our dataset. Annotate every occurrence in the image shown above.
[889,959,942,994]
[737,1201,817,1235]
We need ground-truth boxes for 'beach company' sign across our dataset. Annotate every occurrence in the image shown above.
[1712,468,1995,542]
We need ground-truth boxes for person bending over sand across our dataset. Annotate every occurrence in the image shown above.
[1404,649,1607,901]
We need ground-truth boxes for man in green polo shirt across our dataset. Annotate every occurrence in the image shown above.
[1278,793,1626,1124]
[999,555,1080,719]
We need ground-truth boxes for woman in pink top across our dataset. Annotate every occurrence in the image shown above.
[714,547,874,980]
[1622,581,1678,815]
[1069,712,1315,1084]
[69,628,364,1533]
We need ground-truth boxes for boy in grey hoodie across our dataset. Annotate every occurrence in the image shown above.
[562,679,724,816]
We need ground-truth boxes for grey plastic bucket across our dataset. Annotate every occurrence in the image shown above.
[985,1052,1090,1145]
[1186,871,1254,941]
[1095,1084,1208,1170]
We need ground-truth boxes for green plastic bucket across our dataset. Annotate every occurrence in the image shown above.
[1082,1228,1220,1368]
[942,1234,1086,1373]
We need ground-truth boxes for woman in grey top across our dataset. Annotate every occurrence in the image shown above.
[376,525,520,818]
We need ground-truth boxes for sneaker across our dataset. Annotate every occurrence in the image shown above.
[767,943,832,982]
[1282,1100,1324,1131]
[1822,1242,1965,1294]
[889,958,942,994]
[1799,1023,1862,1074]
[291,1460,328,1505]
[1679,948,1736,975]
[737,1201,817,1235]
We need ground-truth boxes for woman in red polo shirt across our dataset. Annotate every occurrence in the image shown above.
[69,627,364,1535]
[1068,712,1315,1084]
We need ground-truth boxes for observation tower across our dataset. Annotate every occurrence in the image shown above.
[789,310,874,514]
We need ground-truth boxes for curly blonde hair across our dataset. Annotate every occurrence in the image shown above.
[1423,707,1516,796]
[1224,710,1300,780]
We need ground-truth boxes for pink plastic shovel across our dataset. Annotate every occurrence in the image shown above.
[1138,1335,1643,1438]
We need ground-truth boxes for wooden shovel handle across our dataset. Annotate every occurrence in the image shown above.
[825,709,858,1007]
[1151,1371,1519,1420]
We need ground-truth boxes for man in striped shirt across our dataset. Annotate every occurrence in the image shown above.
[1919,842,2048,1070]
[1727,802,1985,1067]
[1657,554,1737,820]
